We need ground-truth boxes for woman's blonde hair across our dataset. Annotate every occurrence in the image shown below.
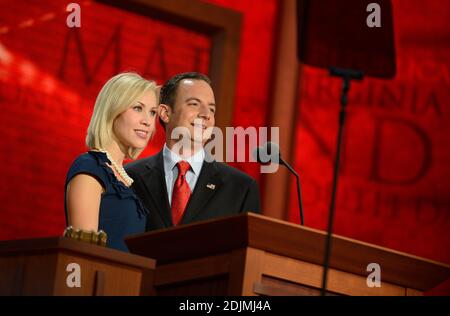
[86,72,158,159]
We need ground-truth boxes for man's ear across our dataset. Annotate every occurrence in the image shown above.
[158,103,171,123]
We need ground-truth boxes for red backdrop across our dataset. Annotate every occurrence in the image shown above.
[0,0,448,294]
[288,0,450,293]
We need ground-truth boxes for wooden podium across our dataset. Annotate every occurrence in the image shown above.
[0,237,156,296]
[126,213,450,296]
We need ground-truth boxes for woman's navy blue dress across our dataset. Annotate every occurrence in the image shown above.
[64,151,148,252]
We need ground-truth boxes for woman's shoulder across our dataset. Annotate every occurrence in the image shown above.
[70,151,107,171]
[66,151,110,186]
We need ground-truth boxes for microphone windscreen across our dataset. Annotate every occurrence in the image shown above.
[252,146,260,162]
[254,142,280,164]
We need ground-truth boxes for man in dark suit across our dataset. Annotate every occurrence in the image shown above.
[126,72,261,231]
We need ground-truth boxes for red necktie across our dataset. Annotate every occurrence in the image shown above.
[171,161,192,225]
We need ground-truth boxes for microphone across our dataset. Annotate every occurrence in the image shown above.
[254,142,305,226]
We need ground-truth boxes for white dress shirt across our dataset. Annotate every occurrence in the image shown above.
[163,144,205,206]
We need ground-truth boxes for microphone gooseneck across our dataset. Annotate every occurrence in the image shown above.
[254,142,304,226]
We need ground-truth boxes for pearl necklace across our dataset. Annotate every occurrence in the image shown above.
[98,149,134,187]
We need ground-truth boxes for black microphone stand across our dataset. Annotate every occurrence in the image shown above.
[257,144,304,226]
[279,156,304,226]
[320,67,363,296]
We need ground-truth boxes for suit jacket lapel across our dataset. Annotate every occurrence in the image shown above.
[181,160,223,224]
[142,151,172,227]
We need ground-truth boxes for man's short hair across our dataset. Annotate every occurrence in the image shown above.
[160,72,212,107]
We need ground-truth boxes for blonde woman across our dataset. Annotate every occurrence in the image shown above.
[65,72,158,251]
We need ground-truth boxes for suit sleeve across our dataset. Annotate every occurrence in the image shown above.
[241,179,261,214]
[127,167,146,203]
[126,166,145,201]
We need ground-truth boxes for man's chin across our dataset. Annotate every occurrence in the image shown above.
[191,138,207,147]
